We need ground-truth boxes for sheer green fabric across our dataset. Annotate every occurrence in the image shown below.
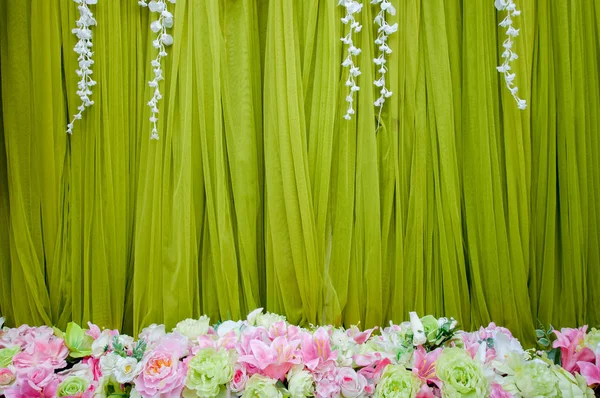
[0,0,598,345]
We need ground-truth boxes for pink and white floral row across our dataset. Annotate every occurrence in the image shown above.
[0,310,597,397]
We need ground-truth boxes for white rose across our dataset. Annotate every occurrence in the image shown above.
[174,316,210,340]
[287,366,314,398]
[99,352,121,376]
[114,356,141,384]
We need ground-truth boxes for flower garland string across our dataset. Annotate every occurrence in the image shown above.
[339,0,364,121]
[139,0,176,140]
[495,0,527,110]
[66,0,98,135]
[372,0,397,130]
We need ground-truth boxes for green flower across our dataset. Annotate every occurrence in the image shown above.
[436,348,489,398]
[64,322,94,358]
[287,366,314,397]
[374,365,421,398]
[184,347,233,397]
[551,363,594,397]
[584,328,600,351]
[420,316,439,343]
[499,354,558,397]
[0,346,19,368]
[242,374,285,398]
[57,376,89,397]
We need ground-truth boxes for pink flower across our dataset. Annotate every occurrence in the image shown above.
[577,350,600,386]
[238,336,301,380]
[230,364,248,393]
[553,327,595,374]
[134,333,188,398]
[412,347,442,388]
[490,382,514,398]
[85,323,101,340]
[336,367,367,397]
[12,332,69,370]
[346,326,376,345]
[416,384,436,398]
[82,357,101,381]
[5,365,59,398]
[357,358,391,384]
[315,377,340,398]
[301,328,337,373]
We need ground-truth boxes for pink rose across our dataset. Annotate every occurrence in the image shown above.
[230,364,248,393]
[336,367,367,398]
[134,333,188,398]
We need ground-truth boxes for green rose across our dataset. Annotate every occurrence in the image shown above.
[57,376,89,397]
[374,365,422,398]
[551,363,594,397]
[64,322,94,358]
[287,366,314,397]
[0,346,19,368]
[175,316,211,340]
[242,374,285,398]
[184,347,233,397]
[420,316,439,343]
[436,348,489,398]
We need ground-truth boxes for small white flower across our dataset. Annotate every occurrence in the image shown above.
[114,356,142,384]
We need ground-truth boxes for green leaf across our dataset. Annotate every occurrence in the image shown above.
[535,329,545,338]
[64,322,93,358]
[538,337,550,347]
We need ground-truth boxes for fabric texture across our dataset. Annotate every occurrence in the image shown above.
[0,0,598,346]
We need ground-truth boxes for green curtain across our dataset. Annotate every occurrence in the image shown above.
[0,0,598,346]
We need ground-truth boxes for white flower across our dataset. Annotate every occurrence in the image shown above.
[99,352,121,376]
[0,317,4,329]
[409,312,427,346]
[216,320,243,337]
[138,324,166,347]
[91,332,112,358]
[114,356,142,384]
[174,316,211,340]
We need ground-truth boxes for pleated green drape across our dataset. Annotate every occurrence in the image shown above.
[0,0,599,346]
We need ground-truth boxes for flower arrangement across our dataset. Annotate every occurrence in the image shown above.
[0,312,597,397]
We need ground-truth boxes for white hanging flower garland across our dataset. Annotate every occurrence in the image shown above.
[495,0,527,110]
[67,0,98,135]
[339,0,363,121]
[139,0,176,140]
[372,0,397,129]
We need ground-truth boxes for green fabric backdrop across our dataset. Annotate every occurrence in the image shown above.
[0,0,599,346]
